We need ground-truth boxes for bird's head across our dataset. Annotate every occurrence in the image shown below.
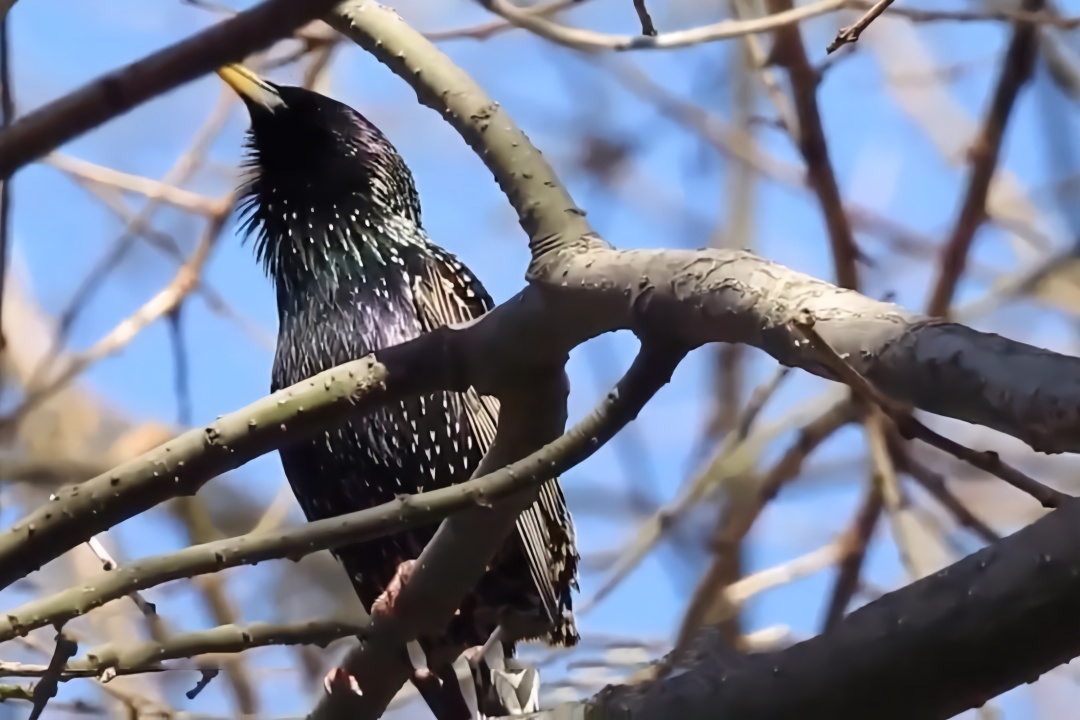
[217,64,423,279]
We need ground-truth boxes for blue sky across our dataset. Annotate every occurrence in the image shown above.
[3,0,1079,718]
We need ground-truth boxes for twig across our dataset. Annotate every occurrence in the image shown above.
[791,312,1071,508]
[425,0,585,42]
[0,10,14,377]
[0,0,348,179]
[28,632,77,720]
[167,308,192,427]
[91,620,361,677]
[737,366,791,441]
[925,0,1041,316]
[674,540,843,658]
[633,0,657,36]
[172,497,257,716]
[897,448,999,544]
[828,0,895,53]
[44,154,218,215]
[477,0,848,52]
[765,0,860,290]
[821,479,883,630]
[578,393,850,615]
[85,535,158,617]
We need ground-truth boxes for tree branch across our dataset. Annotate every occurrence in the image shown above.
[520,497,1080,720]
[310,346,687,719]
[0,338,450,591]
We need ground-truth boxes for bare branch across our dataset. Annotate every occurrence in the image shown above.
[926,0,1042,316]
[0,620,363,680]
[765,0,860,290]
[828,0,895,53]
[28,633,77,720]
[476,0,848,52]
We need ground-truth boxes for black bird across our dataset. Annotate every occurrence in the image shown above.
[217,64,580,715]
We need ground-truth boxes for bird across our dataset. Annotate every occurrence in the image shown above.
[216,63,580,717]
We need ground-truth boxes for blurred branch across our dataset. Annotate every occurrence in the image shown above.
[0,9,13,370]
[925,1,1042,317]
[44,154,219,216]
[27,632,77,720]
[765,0,860,290]
[0,197,233,431]
[0,620,364,680]
[172,498,257,716]
[580,391,849,615]
[424,0,585,42]
[0,0,346,179]
[477,0,847,52]
[828,0,894,53]
[821,478,883,630]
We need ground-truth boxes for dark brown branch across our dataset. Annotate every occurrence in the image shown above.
[765,0,860,289]
[925,0,1042,316]
[542,497,1080,719]
[828,0,895,53]
[28,633,77,720]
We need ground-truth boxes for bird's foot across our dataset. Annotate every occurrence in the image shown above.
[372,559,417,617]
[323,667,362,696]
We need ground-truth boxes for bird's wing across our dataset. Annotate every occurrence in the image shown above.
[412,251,579,641]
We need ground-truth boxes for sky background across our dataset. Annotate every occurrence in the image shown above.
[3,0,1080,718]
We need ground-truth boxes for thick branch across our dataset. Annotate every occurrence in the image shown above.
[0,337,452,592]
[0,0,344,179]
[523,498,1080,720]
[0,349,679,644]
[327,1,595,273]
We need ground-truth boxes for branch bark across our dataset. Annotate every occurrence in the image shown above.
[517,497,1080,720]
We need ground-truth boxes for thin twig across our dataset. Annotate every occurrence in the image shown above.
[85,535,158,617]
[765,0,860,290]
[44,154,218,215]
[477,0,848,52]
[426,0,586,42]
[828,0,895,53]
[791,312,1071,508]
[821,479,883,629]
[633,0,657,36]
[0,10,14,375]
[925,1,1041,316]
[28,632,77,720]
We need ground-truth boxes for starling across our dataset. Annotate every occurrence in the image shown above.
[217,64,579,716]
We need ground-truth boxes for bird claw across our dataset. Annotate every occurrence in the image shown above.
[372,559,416,617]
[323,667,363,696]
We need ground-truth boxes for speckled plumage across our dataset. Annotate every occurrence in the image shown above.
[230,81,580,656]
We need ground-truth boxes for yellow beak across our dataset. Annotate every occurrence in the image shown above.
[216,63,284,111]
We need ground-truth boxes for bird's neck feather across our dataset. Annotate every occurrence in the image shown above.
[243,175,426,301]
